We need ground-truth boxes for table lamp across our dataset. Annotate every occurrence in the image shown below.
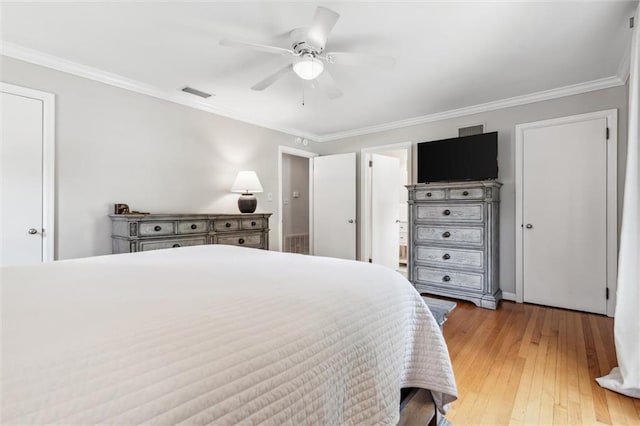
[230,171,263,213]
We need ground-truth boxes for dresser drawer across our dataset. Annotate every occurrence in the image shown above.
[139,221,175,236]
[415,266,484,291]
[415,225,484,246]
[241,218,266,230]
[139,237,206,251]
[416,204,483,222]
[214,219,241,232]
[415,189,446,201]
[177,220,209,234]
[449,187,484,200]
[415,246,484,269]
[216,233,264,248]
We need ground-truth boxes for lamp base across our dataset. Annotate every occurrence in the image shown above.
[237,193,257,213]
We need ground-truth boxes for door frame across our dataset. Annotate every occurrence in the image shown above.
[515,109,617,316]
[277,145,317,253]
[1,82,56,262]
[361,141,413,262]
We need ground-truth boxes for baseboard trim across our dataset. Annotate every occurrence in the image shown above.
[502,292,516,301]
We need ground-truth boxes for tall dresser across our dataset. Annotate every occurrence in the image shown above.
[110,213,271,254]
[407,181,502,309]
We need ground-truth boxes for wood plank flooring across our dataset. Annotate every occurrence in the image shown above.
[442,300,640,425]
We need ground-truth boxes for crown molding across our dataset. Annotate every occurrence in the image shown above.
[1,41,627,144]
[0,41,317,141]
[315,74,626,142]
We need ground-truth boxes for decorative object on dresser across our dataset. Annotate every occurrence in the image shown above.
[407,181,502,309]
[231,171,264,213]
[113,203,149,215]
[110,213,271,254]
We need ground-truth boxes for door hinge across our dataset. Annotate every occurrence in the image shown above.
[631,16,635,29]
[368,258,372,263]
[606,287,610,300]
[369,160,373,167]
[606,127,610,140]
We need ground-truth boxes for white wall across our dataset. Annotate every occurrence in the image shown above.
[316,85,629,295]
[282,153,310,236]
[1,56,313,260]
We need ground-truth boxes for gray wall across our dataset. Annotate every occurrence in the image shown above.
[1,56,313,260]
[282,154,310,236]
[316,85,629,296]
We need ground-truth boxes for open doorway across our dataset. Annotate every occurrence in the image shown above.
[361,143,412,274]
[278,146,317,254]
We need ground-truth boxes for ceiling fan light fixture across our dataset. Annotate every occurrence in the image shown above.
[293,55,324,80]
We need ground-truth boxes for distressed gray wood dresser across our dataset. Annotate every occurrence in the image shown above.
[110,213,271,253]
[407,181,502,309]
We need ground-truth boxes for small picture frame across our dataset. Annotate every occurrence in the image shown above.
[114,203,130,215]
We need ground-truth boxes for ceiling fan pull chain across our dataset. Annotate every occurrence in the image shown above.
[302,88,305,106]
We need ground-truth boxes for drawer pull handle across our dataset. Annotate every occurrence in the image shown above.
[443,275,451,282]
[463,190,469,196]
[426,192,432,197]
[191,224,197,230]
[238,238,245,244]
[251,221,256,226]
[225,222,231,228]
[443,253,451,260]
[172,243,181,248]
[154,225,162,232]
[443,231,451,238]
[443,209,451,216]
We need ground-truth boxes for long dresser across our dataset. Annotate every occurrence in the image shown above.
[110,213,271,254]
[407,181,502,309]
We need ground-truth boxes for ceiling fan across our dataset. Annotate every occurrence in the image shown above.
[219,6,395,99]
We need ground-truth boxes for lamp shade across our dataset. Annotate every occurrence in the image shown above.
[230,171,263,194]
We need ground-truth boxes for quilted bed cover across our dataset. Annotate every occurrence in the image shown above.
[2,245,457,425]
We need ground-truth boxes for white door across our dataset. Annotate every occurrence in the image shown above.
[1,86,52,266]
[371,153,400,269]
[313,153,356,260]
[522,117,608,314]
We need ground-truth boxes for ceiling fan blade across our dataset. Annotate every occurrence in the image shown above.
[251,65,293,91]
[316,69,342,100]
[219,38,293,56]
[325,52,396,68]
[307,6,340,49]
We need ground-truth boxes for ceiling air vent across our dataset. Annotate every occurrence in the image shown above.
[181,86,213,99]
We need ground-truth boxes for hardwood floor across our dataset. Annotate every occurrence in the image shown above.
[442,300,640,425]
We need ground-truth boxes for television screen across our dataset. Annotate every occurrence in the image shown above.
[417,132,498,183]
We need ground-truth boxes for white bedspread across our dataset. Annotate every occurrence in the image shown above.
[1,245,457,425]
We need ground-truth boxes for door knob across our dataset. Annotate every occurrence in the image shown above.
[28,228,38,235]
[526,224,533,229]
[348,219,354,223]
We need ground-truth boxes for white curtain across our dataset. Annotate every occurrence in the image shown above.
[596,5,640,399]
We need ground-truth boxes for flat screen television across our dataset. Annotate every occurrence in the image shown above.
[417,132,498,183]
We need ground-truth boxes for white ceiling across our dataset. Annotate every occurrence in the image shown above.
[0,1,636,141]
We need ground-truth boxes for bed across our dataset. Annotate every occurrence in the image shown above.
[1,245,457,425]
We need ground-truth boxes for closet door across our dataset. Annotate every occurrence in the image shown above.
[313,153,356,260]
[521,117,608,314]
[1,84,54,265]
